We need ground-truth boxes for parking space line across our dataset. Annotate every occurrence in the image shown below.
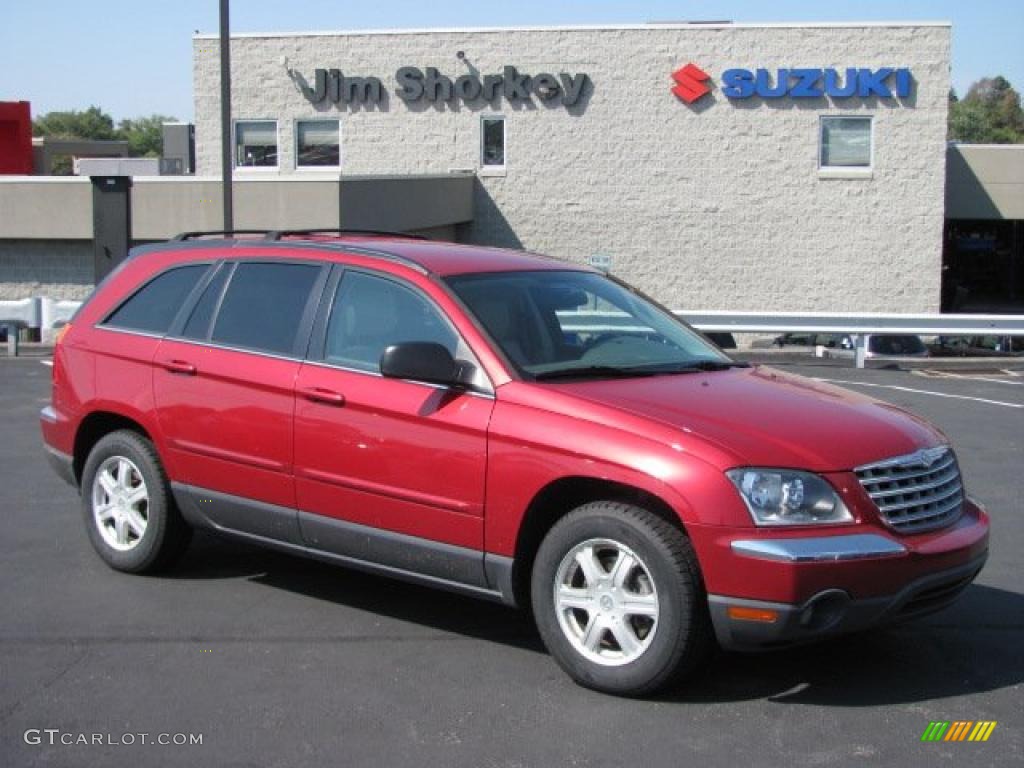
[916,370,1024,387]
[812,378,1024,409]
[39,360,53,367]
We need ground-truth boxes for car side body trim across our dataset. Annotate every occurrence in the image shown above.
[172,483,304,545]
[297,509,487,586]
[170,482,517,605]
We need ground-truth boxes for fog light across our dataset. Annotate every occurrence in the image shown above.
[798,590,849,631]
[727,605,779,623]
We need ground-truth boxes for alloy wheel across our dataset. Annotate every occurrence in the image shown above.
[552,538,660,666]
[91,456,149,552]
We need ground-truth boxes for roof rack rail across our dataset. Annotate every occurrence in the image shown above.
[171,230,273,241]
[166,228,431,274]
[264,229,427,241]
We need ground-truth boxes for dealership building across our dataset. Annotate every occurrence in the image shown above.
[191,21,951,313]
[2,21,1023,317]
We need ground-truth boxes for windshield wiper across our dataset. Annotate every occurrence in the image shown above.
[533,365,664,381]
[666,360,751,372]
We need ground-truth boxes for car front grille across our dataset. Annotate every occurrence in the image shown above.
[854,446,964,534]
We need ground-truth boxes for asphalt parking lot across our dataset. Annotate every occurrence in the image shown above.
[1,358,1021,767]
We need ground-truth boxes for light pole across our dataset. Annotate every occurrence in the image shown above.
[219,0,233,232]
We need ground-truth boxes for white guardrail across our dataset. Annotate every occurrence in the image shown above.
[0,297,81,350]
[674,310,1024,337]
[563,310,1024,368]
[558,309,1024,336]
[40,298,81,334]
[3,300,1024,366]
[0,298,42,330]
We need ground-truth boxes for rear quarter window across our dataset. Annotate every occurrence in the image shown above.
[102,264,209,334]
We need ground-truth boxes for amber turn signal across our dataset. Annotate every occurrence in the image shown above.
[727,605,779,623]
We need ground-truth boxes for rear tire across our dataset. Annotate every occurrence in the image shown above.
[80,430,191,573]
[531,501,712,696]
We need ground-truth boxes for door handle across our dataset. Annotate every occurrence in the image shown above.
[160,359,197,375]
[299,386,345,406]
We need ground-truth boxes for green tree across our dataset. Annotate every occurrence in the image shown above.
[948,76,1024,143]
[32,107,180,173]
[33,106,120,174]
[118,114,178,157]
[32,106,118,141]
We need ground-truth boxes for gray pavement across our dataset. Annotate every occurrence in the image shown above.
[1,358,1021,767]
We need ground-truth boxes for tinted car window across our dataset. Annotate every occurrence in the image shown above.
[181,264,230,340]
[211,262,320,355]
[325,271,458,372]
[104,264,208,334]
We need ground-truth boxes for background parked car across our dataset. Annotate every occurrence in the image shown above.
[835,334,929,358]
[703,332,736,350]
[929,335,1024,357]
[771,333,928,359]
[771,332,840,348]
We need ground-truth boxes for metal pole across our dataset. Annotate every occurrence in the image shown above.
[854,334,867,369]
[5,327,18,358]
[219,0,233,232]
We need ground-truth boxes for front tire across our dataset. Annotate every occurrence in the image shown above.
[531,501,712,696]
[80,430,191,573]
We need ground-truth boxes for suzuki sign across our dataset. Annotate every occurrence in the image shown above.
[672,65,913,103]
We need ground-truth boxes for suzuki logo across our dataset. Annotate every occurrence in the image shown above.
[671,63,711,104]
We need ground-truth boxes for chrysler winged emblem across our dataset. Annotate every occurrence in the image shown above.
[914,446,947,468]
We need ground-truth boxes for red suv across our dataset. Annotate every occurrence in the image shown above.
[41,232,989,695]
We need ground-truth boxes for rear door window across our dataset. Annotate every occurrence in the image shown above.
[210,262,322,356]
[181,263,231,340]
[103,264,209,334]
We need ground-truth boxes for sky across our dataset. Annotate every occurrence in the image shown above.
[1,0,1022,122]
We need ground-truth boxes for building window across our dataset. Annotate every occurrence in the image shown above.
[820,116,872,169]
[481,116,505,168]
[234,120,278,168]
[296,119,341,168]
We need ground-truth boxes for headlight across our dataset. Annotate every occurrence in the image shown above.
[726,468,853,526]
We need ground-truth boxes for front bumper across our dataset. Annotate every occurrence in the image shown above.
[695,498,989,650]
[708,551,987,650]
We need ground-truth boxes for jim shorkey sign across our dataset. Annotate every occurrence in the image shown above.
[300,66,591,107]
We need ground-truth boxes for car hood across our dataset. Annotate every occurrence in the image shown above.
[545,366,946,472]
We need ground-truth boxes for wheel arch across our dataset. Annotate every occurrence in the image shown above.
[73,410,155,485]
[510,476,686,610]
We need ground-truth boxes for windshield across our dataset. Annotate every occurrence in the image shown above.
[445,270,733,379]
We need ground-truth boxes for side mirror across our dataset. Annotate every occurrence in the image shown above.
[380,342,470,387]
